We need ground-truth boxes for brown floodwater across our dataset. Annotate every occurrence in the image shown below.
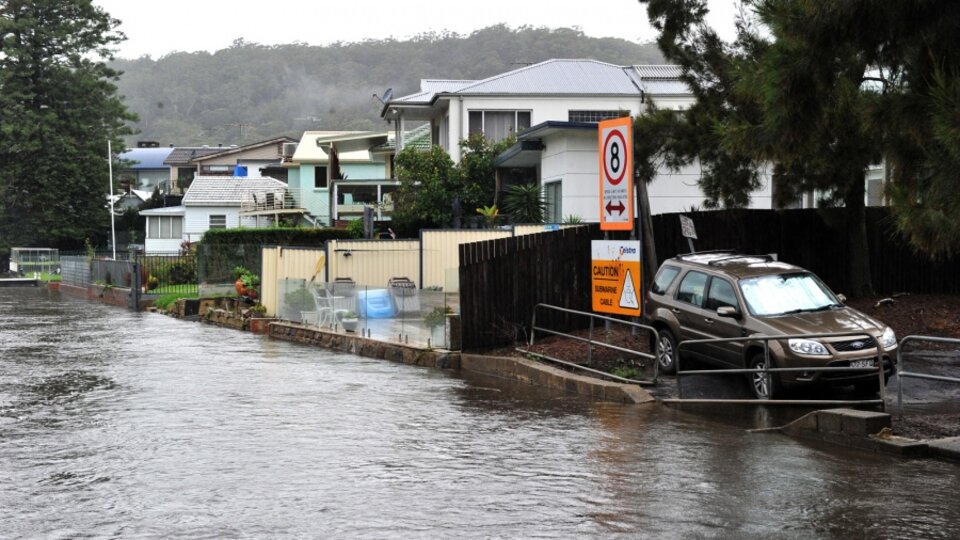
[1,287,958,538]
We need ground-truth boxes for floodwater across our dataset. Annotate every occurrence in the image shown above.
[1,288,958,539]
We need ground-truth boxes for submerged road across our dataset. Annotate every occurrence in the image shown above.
[1,287,958,538]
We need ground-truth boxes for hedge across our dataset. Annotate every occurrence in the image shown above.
[200,227,355,246]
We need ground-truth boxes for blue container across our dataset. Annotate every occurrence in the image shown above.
[357,289,396,318]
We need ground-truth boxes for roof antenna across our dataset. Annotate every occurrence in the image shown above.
[373,88,394,104]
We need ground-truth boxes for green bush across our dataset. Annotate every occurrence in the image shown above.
[154,259,197,284]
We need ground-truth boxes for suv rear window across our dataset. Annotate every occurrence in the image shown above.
[676,271,708,307]
[651,265,681,295]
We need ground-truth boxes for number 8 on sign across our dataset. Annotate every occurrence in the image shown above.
[604,130,627,185]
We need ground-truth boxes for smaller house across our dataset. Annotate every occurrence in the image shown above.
[113,188,154,213]
[139,176,290,253]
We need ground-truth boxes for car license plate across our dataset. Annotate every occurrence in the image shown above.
[850,359,875,368]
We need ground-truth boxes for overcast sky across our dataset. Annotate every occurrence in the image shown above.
[91,0,740,59]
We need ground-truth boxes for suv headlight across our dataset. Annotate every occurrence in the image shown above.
[788,338,829,356]
[881,327,897,349]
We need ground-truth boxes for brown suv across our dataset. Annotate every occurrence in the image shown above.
[645,252,897,399]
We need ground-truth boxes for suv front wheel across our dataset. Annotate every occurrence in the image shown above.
[748,353,780,400]
[656,328,678,375]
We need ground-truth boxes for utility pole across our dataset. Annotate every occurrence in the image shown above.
[107,140,117,260]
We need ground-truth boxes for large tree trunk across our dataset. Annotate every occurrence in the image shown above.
[844,176,872,298]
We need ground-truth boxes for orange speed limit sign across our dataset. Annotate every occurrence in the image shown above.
[598,116,634,231]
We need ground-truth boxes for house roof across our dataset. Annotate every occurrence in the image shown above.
[496,121,597,168]
[188,136,296,164]
[119,147,174,169]
[630,65,689,95]
[384,60,691,117]
[452,59,640,95]
[371,123,432,152]
[165,147,226,165]
[182,176,287,206]
[291,131,372,162]
[140,205,186,217]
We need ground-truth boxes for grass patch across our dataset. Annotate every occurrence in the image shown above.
[151,284,198,295]
[153,290,199,311]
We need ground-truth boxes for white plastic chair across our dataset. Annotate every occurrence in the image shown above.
[310,286,337,329]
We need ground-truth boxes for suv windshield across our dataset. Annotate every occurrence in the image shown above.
[739,272,839,316]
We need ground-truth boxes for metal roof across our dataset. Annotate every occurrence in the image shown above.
[164,147,226,165]
[182,176,287,206]
[140,205,185,217]
[630,65,690,95]
[451,59,640,95]
[119,147,173,169]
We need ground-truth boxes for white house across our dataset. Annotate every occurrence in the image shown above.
[139,176,288,253]
[381,59,778,221]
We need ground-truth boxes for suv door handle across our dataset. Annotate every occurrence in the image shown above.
[704,318,715,324]
[671,308,681,314]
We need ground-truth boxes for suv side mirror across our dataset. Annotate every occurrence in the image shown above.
[717,306,740,319]
[836,293,847,304]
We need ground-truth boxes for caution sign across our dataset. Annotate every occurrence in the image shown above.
[591,240,642,317]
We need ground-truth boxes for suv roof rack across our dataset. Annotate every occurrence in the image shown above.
[705,254,775,266]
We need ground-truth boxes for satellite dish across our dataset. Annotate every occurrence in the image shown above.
[382,88,393,103]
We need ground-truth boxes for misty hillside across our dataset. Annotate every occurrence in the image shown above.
[112,25,662,147]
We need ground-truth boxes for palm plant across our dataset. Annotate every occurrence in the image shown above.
[501,184,546,224]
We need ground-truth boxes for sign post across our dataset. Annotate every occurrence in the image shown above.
[679,214,697,253]
[591,240,642,317]
[598,117,634,231]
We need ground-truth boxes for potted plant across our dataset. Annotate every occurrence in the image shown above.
[424,305,453,345]
[241,272,260,300]
[249,303,267,318]
[339,310,359,332]
[233,266,250,295]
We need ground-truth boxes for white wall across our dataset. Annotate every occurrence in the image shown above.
[541,130,603,221]
[539,134,775,219]
[184,207,254,238]
[144,238,183,253]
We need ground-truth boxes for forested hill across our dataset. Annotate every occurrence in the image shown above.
[111,25,662,147]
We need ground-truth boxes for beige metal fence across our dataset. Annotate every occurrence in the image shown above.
[260,225,586,317]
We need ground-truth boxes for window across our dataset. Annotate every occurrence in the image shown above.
[314,166,328,189]
[705,278,739,311]
[544,181,562,223]
[468,110,531,141]
[147,216,183,239]
[651,265,681,295]
[209,215,227,229]
[676,271,708,307]
[568,110,628,123]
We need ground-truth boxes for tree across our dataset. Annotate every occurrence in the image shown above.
[638,0,880,295]
[392,135,514,234]
[0,0,136,257]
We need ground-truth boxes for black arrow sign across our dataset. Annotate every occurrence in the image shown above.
[605,200,625,216]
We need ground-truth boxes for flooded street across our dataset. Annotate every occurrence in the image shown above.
[2,288,958,538]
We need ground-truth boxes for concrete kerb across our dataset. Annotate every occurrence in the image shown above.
[755,408,936,459]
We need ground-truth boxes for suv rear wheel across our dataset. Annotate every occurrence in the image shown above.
[656,329,678,375]
[748,353,780,400]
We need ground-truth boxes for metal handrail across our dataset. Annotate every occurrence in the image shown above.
[674,331,888,408]
[520,303,659,386]
[897,335,960,418]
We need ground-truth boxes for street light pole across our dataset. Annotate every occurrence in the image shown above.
[107,139,117,260]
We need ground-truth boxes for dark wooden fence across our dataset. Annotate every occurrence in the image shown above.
[458,225,602,351]
[458,208,960,350]
[652,207,960,296]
